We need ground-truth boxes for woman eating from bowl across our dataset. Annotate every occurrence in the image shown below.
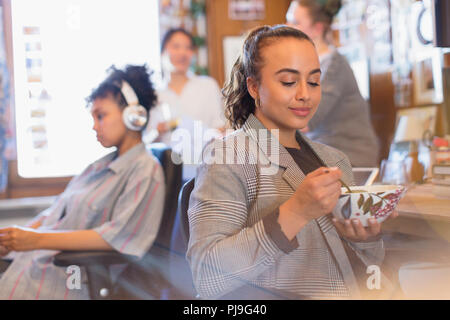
[186,25,396,300]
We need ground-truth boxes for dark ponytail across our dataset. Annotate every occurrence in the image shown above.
[223,55,255,129]
[223,25,313,129]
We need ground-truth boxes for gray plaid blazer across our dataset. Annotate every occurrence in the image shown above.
[187,114,387,299]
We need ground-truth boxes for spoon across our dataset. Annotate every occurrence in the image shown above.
[323,168,363,193]
[339,178,354,194]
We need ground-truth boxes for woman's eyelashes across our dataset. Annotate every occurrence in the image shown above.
[281,81,296,87]
[280,80,320,87]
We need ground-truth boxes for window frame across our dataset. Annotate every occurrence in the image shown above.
[1,0,71,198]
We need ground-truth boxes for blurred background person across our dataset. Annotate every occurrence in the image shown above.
[144,28,225,181]
[286,0,380,167]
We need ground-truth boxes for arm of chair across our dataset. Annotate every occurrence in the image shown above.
[53,250,139,267]
[53,251,139,300]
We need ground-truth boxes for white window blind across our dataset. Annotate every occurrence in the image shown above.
[11,0,161,178]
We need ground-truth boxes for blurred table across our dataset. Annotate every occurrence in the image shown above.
[0,196,56,228]
[383,183,450,240]
[381,183,450,299]
[0,196,56,212]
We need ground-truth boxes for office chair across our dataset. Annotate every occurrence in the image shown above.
[54,143,183,300]
[164,178,197,299]
[171,178,194,255]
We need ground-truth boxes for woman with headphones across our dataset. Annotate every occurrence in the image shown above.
[0,65,165,299]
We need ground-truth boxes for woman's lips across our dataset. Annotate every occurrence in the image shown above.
[289,107,311,117]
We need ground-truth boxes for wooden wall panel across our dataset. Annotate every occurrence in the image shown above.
[6,161,70,198]
[443,52,450,135]
[206,0,291,87]
[370,72,397,164]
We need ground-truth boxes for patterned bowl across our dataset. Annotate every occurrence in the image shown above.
[332,185,406,227]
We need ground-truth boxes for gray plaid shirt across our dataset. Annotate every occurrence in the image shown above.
[187,114,386,299]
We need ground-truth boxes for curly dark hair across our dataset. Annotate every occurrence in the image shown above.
[223,25,313,129]
[86,64,157,112]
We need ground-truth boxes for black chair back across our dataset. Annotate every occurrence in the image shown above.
[111,144,183,299]
[177,178,195,250]
[161,178,197,299]
[149,143,183,250]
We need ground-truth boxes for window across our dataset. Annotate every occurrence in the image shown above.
[11,0,161,178]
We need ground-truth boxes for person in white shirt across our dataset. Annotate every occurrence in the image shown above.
[144,28,225,180]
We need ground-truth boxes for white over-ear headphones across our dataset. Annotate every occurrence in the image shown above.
[120,80,148,131]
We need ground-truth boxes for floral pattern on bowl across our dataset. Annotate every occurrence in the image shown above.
[332,185,406,227]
